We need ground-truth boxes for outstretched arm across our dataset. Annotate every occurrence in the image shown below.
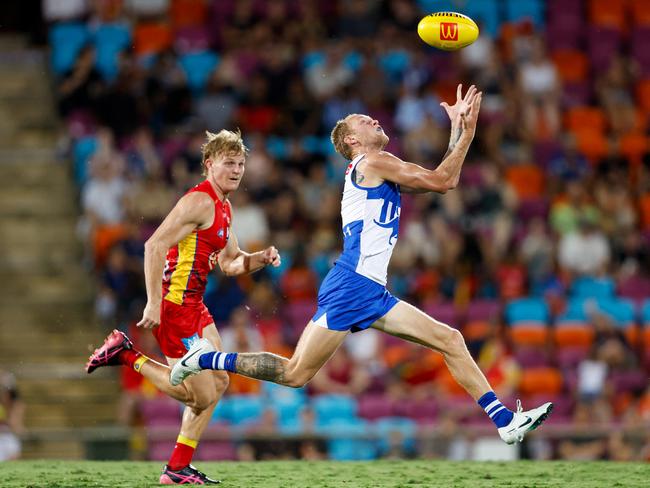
[218,228,281,276]
[366,85,482,193]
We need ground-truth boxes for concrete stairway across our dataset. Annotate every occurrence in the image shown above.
[0,36,122,459]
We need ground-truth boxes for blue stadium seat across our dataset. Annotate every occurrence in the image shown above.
[266,136,288,159]
[465,0,500,38]
[596,298,636,328]
[416,1,457,14]
[263,383,307,432]
[49,22,89,75]
[642,299,650,324]
[374,417,418,456]
[378,49,411,84]
[505,0,545,28]
[179,51,219,93]
[571,276,615,300]
[343,51,364,73]
[556,298,589,323]
[319,418,376,461]
[301,51,325,70]
[73,136,98,185]
[225,395,265,427]
[92,23,132,81]
[505,298,550,325]
[313,394,358,428]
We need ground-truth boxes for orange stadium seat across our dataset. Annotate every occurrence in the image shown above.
[519,367,563,396]
[509,323,549,347]
[636,79,650,114]
[589,0,626,30]
[552,49,589,83]
[505,164,545,200]
[631,0,650,26]
[620,132,648,166]
[639,193,650,230]
[624,325,641,348]
[134,23,173,55]
[572,128,609,163]
[463,320,491,342]
[565,106,608,133]
[553,322,595,348]
[170,0,208,28]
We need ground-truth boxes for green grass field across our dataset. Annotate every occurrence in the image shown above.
[2,460,649,487]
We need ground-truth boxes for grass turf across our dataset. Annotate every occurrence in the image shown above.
[2,460,648,487]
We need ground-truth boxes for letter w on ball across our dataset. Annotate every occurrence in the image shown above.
[440,22,458,41]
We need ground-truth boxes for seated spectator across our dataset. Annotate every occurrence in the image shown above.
[221,306,264,395]
[0,371,24,461]
[310,347,370,396]
[57,45,105,118]
[558,216,611,278]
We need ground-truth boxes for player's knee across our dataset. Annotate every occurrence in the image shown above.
[213,370,229,394]
[443,328,467,356]
[283,369,311,389]
[188,390,218,412]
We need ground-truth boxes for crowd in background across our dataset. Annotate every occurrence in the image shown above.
[44,0,650,461]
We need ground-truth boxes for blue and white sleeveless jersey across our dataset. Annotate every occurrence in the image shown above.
[335,154,401,286]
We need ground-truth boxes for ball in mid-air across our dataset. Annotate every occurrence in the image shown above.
[417,12,479,51]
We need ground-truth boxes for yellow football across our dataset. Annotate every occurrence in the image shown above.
[417,12,479,51]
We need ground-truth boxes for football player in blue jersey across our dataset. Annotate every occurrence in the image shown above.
[171,85,552,444]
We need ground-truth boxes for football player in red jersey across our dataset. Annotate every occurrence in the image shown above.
[86,129,280,485]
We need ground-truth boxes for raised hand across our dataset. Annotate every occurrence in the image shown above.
[440,84,480,127]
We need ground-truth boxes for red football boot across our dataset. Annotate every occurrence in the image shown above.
[85,329,133,374]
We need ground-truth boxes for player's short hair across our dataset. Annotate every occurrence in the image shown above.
[331,116,355,161]
[201,129,248,176]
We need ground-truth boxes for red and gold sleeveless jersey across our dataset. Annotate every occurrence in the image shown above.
[162,180,231,306]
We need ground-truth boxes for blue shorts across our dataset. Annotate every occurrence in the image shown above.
[312,265,399,333]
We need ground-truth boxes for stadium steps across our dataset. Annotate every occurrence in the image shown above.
[0,37,122,460]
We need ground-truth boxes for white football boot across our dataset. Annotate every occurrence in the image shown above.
[169,338,215,386]
[498,399,553,444]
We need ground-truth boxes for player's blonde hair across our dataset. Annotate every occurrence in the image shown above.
[201,129,248,176]
[330,116,355,161]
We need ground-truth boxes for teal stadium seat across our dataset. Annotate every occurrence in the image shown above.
[93,23,132,81]
[571,276,615,300]
[374,417,418,456]
[313,394,358,428]
[49,22,89,74]
[505,0,545,28]
[505,297,550,326]
[179,51,219,93]
[320,418,376,461]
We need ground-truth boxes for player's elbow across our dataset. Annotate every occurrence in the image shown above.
[144,238,165,255]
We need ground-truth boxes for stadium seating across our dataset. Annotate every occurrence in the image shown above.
[49,22,89,74]
[313,395,358,428]
[374,417,418,457]
[92,23,132,80]
[504,0,545,28]
[571,276,615,300]
[178,51,220,93]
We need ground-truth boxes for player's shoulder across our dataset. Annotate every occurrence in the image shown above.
[362,150,402,170]
[177,190,214,215]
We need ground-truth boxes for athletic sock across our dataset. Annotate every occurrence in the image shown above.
[117,349,147,371]
[198,352,238,373]
[477,391,514,428]
[168,435,197,471]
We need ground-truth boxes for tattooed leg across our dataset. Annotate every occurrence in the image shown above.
[234,352,290,385]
